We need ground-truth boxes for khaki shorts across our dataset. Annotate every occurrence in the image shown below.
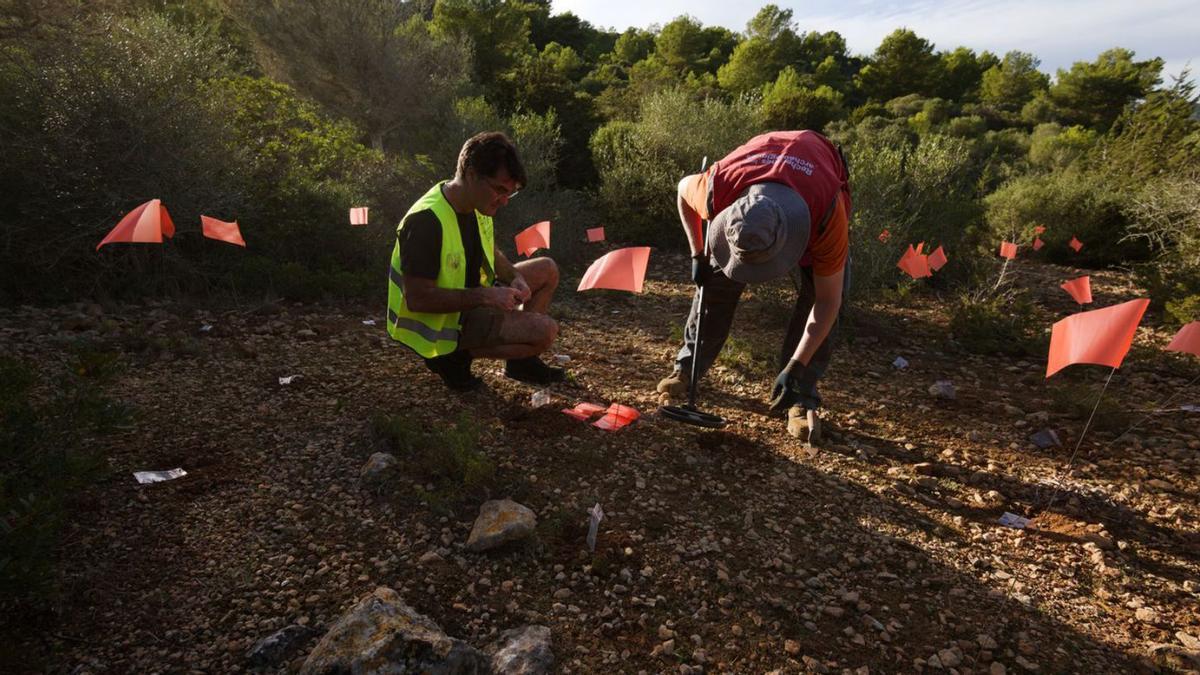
[457,307,509,351]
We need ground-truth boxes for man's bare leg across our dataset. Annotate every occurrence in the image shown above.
[513,257,558,313]
[469,312,558,361]
[468,257,563,383]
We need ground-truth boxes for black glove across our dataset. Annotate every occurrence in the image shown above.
[690,255,712,287]
[768,359,820,413]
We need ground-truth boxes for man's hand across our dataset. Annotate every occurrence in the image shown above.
[509,275,532,303]
[768,359,820,412]
[481,286,523,311]
[690,256,712,288]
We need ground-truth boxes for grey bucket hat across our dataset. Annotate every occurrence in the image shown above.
[708,182,811,284]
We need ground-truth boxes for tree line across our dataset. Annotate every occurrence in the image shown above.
[0,0,1196,321]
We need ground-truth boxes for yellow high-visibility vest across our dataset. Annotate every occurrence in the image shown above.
[387,182,495,357]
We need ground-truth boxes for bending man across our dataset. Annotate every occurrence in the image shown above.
[657,130,852,442]
[387,132,564,390]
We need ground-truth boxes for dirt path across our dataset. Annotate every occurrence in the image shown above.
[3,256,1198,673]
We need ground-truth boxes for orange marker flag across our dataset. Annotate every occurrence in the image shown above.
[200,216,246,247]
[928,245,948,272]
[578,247,650,293]
[97,199,175,250]
[586,227,605,242]
[349,207,369,225]
[1032,237,1045,251]
[999,241,1018,259]
[1046,298,1150,377]
[1166,322,1200,358]
[897,245,930,279]
[593,403,640,431]
[1034,225,1046,235]
[878,228,890,243]
[1060,276,1092,305]
[561,402,606,421]
[515,220,551,257]
[1069,236,1083,252]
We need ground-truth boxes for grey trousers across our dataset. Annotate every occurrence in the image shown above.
[673,260,850,410]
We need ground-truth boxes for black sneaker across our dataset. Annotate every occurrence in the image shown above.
[424,351,482,392]
[504,356,565,385]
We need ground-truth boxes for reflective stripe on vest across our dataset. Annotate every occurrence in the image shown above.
[387,309,460,344]
[386,182,495,358]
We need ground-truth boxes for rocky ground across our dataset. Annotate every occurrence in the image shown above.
[2,254,1198,673]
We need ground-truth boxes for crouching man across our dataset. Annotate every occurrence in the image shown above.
[387,132,564,390]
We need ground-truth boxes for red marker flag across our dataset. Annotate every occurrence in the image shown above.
[878,228,890,243]
[515,220,551,257]
[200,216,246,247]
[349,207,369,225]
[1034,225,1046,235]
[897,245,931,279]
[561,402,606,421]
[97,199,175,250]
[1166,322,1200,358]
[1069,236,1083,252]
[1060,276,1092,305]
[928,245,948,272]
[915,242,925,255]
[1046,298,1150,377]
[593,403,640,431]
[1032,237,1045,251]
[999,241,1018,259]
[578,247,650,293]
[586,227,605,242]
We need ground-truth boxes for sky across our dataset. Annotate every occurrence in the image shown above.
[552,0,1199,83]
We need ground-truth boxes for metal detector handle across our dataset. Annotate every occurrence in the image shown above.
[686,156,710,409]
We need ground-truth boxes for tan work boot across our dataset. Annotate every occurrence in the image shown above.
[787,405,822,445]
[656,368,690,399]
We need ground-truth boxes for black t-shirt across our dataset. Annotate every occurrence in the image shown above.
[398,199,486,288]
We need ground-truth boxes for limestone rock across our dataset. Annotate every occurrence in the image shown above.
[490,625,554,675]
[928,380,956,400]
[299,587,488,674]
[359,452,399,490]
[246,624,319,667]
[467,499,537,552]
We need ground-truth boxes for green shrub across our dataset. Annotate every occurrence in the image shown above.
[1047,382,1131,432]
[948,291,1045,356]
[0,13,243,303]
[370,412,495,499]
[716,334,775,376]
[984,169,1150,267]
[831,120,988,294]
[1028,123,1098,171]
[591,88,763,246]
[1,352,130,602]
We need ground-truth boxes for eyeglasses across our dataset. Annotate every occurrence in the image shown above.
[485,178,520,200]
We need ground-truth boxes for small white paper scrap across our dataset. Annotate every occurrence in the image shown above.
[1181,404,1200,413]
[998,512,1030,529]
[553,354,571,364]
[279,375,300,385]
[199,324,213,333]
[362,319,377,326]
[892,356,909,369]
[586,503,604,552]
[134,468,187,484]
[531,389,552,407]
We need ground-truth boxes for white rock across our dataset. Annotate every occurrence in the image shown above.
[467,499,538,552]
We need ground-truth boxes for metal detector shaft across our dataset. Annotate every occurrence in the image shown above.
[686,155,711,409]
[686,283,706,408]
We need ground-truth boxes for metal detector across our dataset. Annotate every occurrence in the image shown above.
[660,157,727,429]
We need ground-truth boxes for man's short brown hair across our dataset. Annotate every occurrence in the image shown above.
[455,131,527,189]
